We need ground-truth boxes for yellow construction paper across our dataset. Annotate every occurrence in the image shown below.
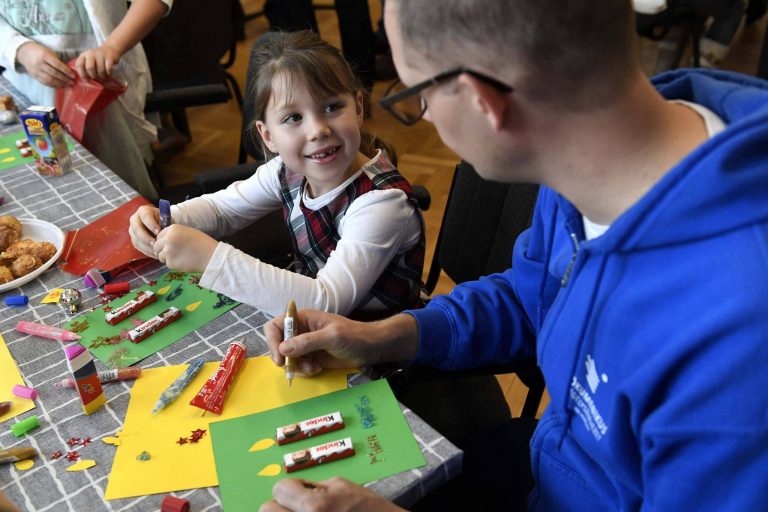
[104,356,349,500]
[0,334,36,424]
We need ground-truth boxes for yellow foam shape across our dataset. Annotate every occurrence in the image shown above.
[186,301,202,312]
[102,436,121,446]
[257,464,282,477]
[248,438,275,452]
[104,356,349,500]
[67,460,96,471]
[14,459,34,471]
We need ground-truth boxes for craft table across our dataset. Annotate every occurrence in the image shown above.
[0,76,462,511]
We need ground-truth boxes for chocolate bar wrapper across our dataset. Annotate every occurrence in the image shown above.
[276,412,344,445]
[105,290,157,325]
[284,437,355,473]
[128,307,182,343]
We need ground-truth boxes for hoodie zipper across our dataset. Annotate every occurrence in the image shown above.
[561,232,581,287]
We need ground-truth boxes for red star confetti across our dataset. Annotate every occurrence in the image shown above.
[66,451,80,462]
[189,428,207,442]
[103,306,113,312]
[50,451,63,460]
[148,280,157,286]
[67,437,81,447]
[176,437,188,446]
[80,437,92,447]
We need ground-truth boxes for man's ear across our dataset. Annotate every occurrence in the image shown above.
[255,120,278,154]
[458,73,510,131]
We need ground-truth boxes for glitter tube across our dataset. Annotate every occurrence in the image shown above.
[189,341,246,415]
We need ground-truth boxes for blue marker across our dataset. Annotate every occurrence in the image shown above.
[158,199,172,230]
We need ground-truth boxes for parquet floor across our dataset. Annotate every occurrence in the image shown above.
[156,0,766,419]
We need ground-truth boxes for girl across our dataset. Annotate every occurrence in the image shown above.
[129,30,424,318]
[0,0,170,200]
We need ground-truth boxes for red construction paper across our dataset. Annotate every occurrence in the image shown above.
[60,196,151,276]
[55,61,127,143]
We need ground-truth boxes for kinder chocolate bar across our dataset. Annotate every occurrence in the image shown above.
[276,412,345,445]
[128,307,182,343]
[284,437,355,473]
[105,290,157,325]
[189,340,246,415]
[19,106,73,176]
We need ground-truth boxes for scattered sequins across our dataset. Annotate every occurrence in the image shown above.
[136,451,151,461]
[367,434,385,464]
[355,395,376,429]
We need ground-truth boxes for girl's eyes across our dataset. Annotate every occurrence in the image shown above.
[325,102,344,113]
[282,113,302,124]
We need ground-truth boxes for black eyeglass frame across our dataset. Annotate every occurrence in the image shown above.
[379,66,514,125]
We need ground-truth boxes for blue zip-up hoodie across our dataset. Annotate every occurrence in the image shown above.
[407,69,768,510]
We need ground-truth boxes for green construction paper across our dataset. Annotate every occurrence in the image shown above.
[0,130,74,172]
[63,271,238,368]
[210,379,426,512]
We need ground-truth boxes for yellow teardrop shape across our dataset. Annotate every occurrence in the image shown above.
[1,156,15,163]
[257,463,282,476]
[157,284,171,295]
[186,300,202,312]
[102,436,121,446]
[0,147,10,154]
[14,459,34,471]
[67,459,97,472]
[248,438,276,452]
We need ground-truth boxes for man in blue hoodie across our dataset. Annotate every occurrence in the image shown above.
[260,0,768,510]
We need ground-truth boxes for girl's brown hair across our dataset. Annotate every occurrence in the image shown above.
[247,30,396,164]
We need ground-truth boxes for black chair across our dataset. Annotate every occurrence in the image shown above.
[386,161,545,434]
[143,0,244,142]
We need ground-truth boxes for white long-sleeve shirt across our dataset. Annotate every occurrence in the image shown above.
[171,153,423,317]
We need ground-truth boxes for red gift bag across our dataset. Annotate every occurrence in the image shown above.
[55,61,127,143]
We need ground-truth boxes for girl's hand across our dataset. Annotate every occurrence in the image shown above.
[129,205,161,258]
[154,224,219,273]
[15,42,75,88]
[75,44,121,80]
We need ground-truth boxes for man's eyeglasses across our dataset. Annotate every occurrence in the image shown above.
[379,66,513,126]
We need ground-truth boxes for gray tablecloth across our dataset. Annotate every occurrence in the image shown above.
[0,77,461,511]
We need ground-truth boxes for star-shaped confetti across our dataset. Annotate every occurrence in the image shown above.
[148,280,157,286]
[189,428,207,442]
[80,437,92,447]
[50,451,63,460]
[103,306,113,312]
[176,437,188,446]
[66,451,80,462]
[67,437,81,447]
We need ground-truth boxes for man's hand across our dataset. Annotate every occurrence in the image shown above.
[260,477,405,512]
[75,44,122,80]
[265,311,419,376]
[128,205,161,258]
[15,42,75,88]
[154,224,218,273]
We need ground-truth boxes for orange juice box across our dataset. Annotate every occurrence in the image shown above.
[19,106,73,176]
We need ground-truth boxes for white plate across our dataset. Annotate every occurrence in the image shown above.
[0,218,65,293]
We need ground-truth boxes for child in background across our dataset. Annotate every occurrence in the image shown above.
[0,0,172,200]
[129,31,424,318]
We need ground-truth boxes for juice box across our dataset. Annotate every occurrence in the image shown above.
[19,106,73,176]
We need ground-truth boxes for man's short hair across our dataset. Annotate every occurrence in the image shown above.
[393,0,637,105]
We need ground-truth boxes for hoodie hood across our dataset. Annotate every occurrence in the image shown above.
[582,69,768,252]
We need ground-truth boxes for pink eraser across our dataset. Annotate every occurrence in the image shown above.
[12,384,38,400]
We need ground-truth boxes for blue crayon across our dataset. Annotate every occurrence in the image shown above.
[152,357,205,414]
[158,199,172,230]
